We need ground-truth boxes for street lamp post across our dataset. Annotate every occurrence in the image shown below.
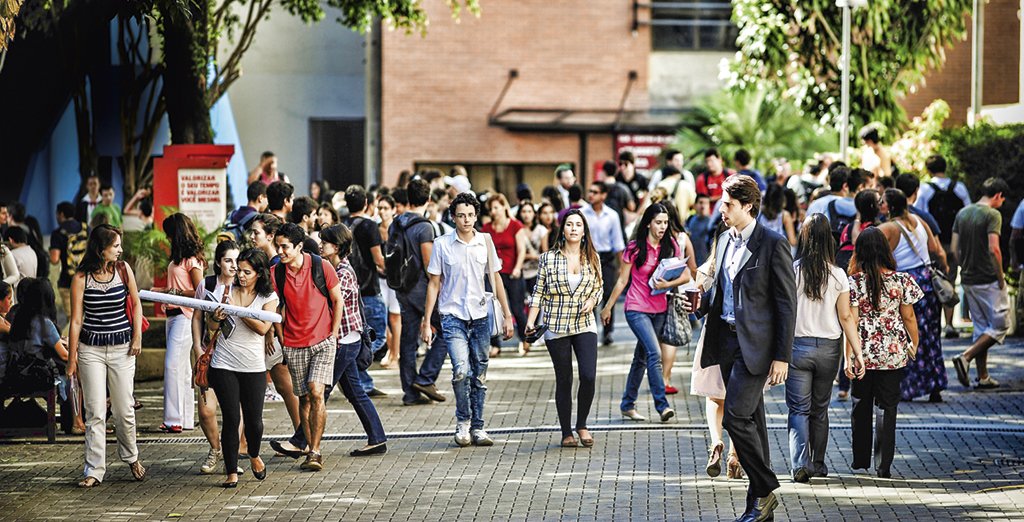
[837,0,868,162]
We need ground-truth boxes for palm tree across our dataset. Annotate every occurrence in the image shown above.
[675,88,836,174]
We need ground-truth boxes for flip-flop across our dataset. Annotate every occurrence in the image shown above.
[129,461,147,481]
[77,476,101,488]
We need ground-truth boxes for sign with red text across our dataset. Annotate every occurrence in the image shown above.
[177,168,227,233]
[614,134,676,176]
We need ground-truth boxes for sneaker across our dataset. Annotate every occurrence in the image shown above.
[200,448,222,474]
[454,421,472,447]
[660,408,676,423]
[264,385,283,402]
[300,452,323,471]
[952,355,970,387]
[944,325,959,339]
[471,429,494,447]
[975,376,1000,389]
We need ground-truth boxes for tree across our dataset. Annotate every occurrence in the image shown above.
[674,88,836,175]
[725,0,972,136]
[0,0,24,53]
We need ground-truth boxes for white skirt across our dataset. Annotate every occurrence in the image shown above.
[689,322,726,400]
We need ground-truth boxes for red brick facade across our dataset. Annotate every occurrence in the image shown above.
[381,1,650,188]
[900,0,1020,125]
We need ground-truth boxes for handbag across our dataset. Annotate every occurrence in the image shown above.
[354,297,376,372]
[482,234,506,338]
[660,290,693,346]
[523,324,548,344]
[895,221,960,307]
[115,261,150,333]
[193,323,219,390]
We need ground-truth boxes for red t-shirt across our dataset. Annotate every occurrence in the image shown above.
[272,253,340,347]
[696,170,732,201]
[483,219,523,275]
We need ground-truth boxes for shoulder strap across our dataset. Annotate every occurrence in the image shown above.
[114,261,128,287]
[308,253,330,299]
[894,219,927,264]
[274,262,287,309]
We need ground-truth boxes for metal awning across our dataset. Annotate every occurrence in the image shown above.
[489,108,684,134]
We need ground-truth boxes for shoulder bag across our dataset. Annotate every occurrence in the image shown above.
[115,261,150,333]
[895,220,959,307]
[482,234,506,338]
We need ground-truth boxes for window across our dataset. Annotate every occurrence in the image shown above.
[647,1,738,51]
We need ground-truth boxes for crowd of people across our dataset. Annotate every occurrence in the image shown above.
[0,138,1019,520]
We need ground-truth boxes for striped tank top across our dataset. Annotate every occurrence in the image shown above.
[81,269,132,346]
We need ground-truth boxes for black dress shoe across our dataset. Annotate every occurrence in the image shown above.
[601,334,614,346]
[877,468,892,478]
[367,388,388,397]
[402,396,432,406]
[222,480,238,488]
[269,440,305,459]
[735,492,778,522]
[350,443,387,457]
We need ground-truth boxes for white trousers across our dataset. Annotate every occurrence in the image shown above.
[163,314,195,429]
[78,342,139,481]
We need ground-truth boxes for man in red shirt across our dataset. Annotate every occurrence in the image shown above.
[272,223,343,471]
[695,148,734,205]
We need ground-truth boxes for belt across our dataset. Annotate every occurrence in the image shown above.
[166,308,183,317]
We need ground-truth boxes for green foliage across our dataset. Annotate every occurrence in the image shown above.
[674,88,836,174]
[726,0,972,135]
[0,0,24,51]
[889,99,950,175]
[935,122,1024,203]
[122,206,223,278]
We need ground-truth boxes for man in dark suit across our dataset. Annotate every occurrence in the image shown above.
[689,175,796,521]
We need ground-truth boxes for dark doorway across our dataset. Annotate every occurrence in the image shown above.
[310,118,366,193]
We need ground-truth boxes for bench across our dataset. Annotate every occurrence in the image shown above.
[0,383,59,443]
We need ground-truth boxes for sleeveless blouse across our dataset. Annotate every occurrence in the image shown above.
[81,270,132,346]
[893,218,929,271]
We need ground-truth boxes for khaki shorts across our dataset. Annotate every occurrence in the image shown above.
[964,282,1010,344]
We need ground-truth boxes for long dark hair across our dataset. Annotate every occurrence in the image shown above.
[213,239,239,276]
[796,214,837,301]
[762,183,785,220]
[77,224,121,275]
[10,278,58,342]
[236,248,274,297]
[164,213,205,265]
[627,203,675,268]
[541,185,564,213]
[883,188,909,220]
[855,189,881,224]
[553,209,602,277]
[515,200,538,230]
[851,227,896,310]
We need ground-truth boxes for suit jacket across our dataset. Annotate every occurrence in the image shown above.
[697,221,796,375]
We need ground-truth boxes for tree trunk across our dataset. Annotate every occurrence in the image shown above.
[159,1,212,145]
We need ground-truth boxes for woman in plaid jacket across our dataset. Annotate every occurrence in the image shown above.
[526,210,604,448]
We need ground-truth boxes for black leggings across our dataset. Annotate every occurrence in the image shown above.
[209,367,266,474]
[546,332,598,438]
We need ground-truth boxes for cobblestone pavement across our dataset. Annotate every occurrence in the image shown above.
[1,323,1023,521]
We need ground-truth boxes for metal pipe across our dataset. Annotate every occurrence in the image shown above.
[969,0,984,125]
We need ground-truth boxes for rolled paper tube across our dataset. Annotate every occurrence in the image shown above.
[138,290,282,323]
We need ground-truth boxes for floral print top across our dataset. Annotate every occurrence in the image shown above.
[849,271,923,370]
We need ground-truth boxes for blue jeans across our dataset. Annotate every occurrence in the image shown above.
[442,314,491,430]
[620,310,670,413]
[289,340,387,448]
[786,336,842,477]
[358,295,388,392]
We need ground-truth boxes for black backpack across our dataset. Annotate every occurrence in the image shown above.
[826,199,856,248]
[273,253,331,312]
[384,215,434,292]
[927,181,964,244]
[222,208,259,245]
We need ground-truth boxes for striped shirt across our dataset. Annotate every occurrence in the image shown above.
[81,270,132,346]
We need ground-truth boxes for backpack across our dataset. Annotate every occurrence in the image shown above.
[61,224,88,280]
[273,253,330,313]
[927,181,964,244]
[826,199,855,248]
[222,208,259,244]
[345,217,377,296]
[384,215,434,292]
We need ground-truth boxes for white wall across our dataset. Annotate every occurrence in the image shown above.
[648,51,732,109]
[221,8,366,199]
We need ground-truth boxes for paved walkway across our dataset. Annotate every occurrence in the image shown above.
[1,327,1023,521]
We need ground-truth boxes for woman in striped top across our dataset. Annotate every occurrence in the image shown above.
[66,224,146,488]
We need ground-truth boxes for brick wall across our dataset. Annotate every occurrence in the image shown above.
[900,0,1020,125]
[381,1,650,188]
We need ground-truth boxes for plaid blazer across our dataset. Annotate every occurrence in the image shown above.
[530,249,603,335]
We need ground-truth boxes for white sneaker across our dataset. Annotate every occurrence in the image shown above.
[471,429,494,447]
[265,385,283,402]
[454,421,472,447]
[200,448,222,474]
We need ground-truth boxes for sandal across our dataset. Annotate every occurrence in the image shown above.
[77,476,101,488]
[129,460,147,481]
[71,426,86,436]
[560,435,578,448]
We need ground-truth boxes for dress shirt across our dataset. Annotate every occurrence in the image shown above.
[720,220,756,324]
[581,204,625,253]
[426,230,501,321]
